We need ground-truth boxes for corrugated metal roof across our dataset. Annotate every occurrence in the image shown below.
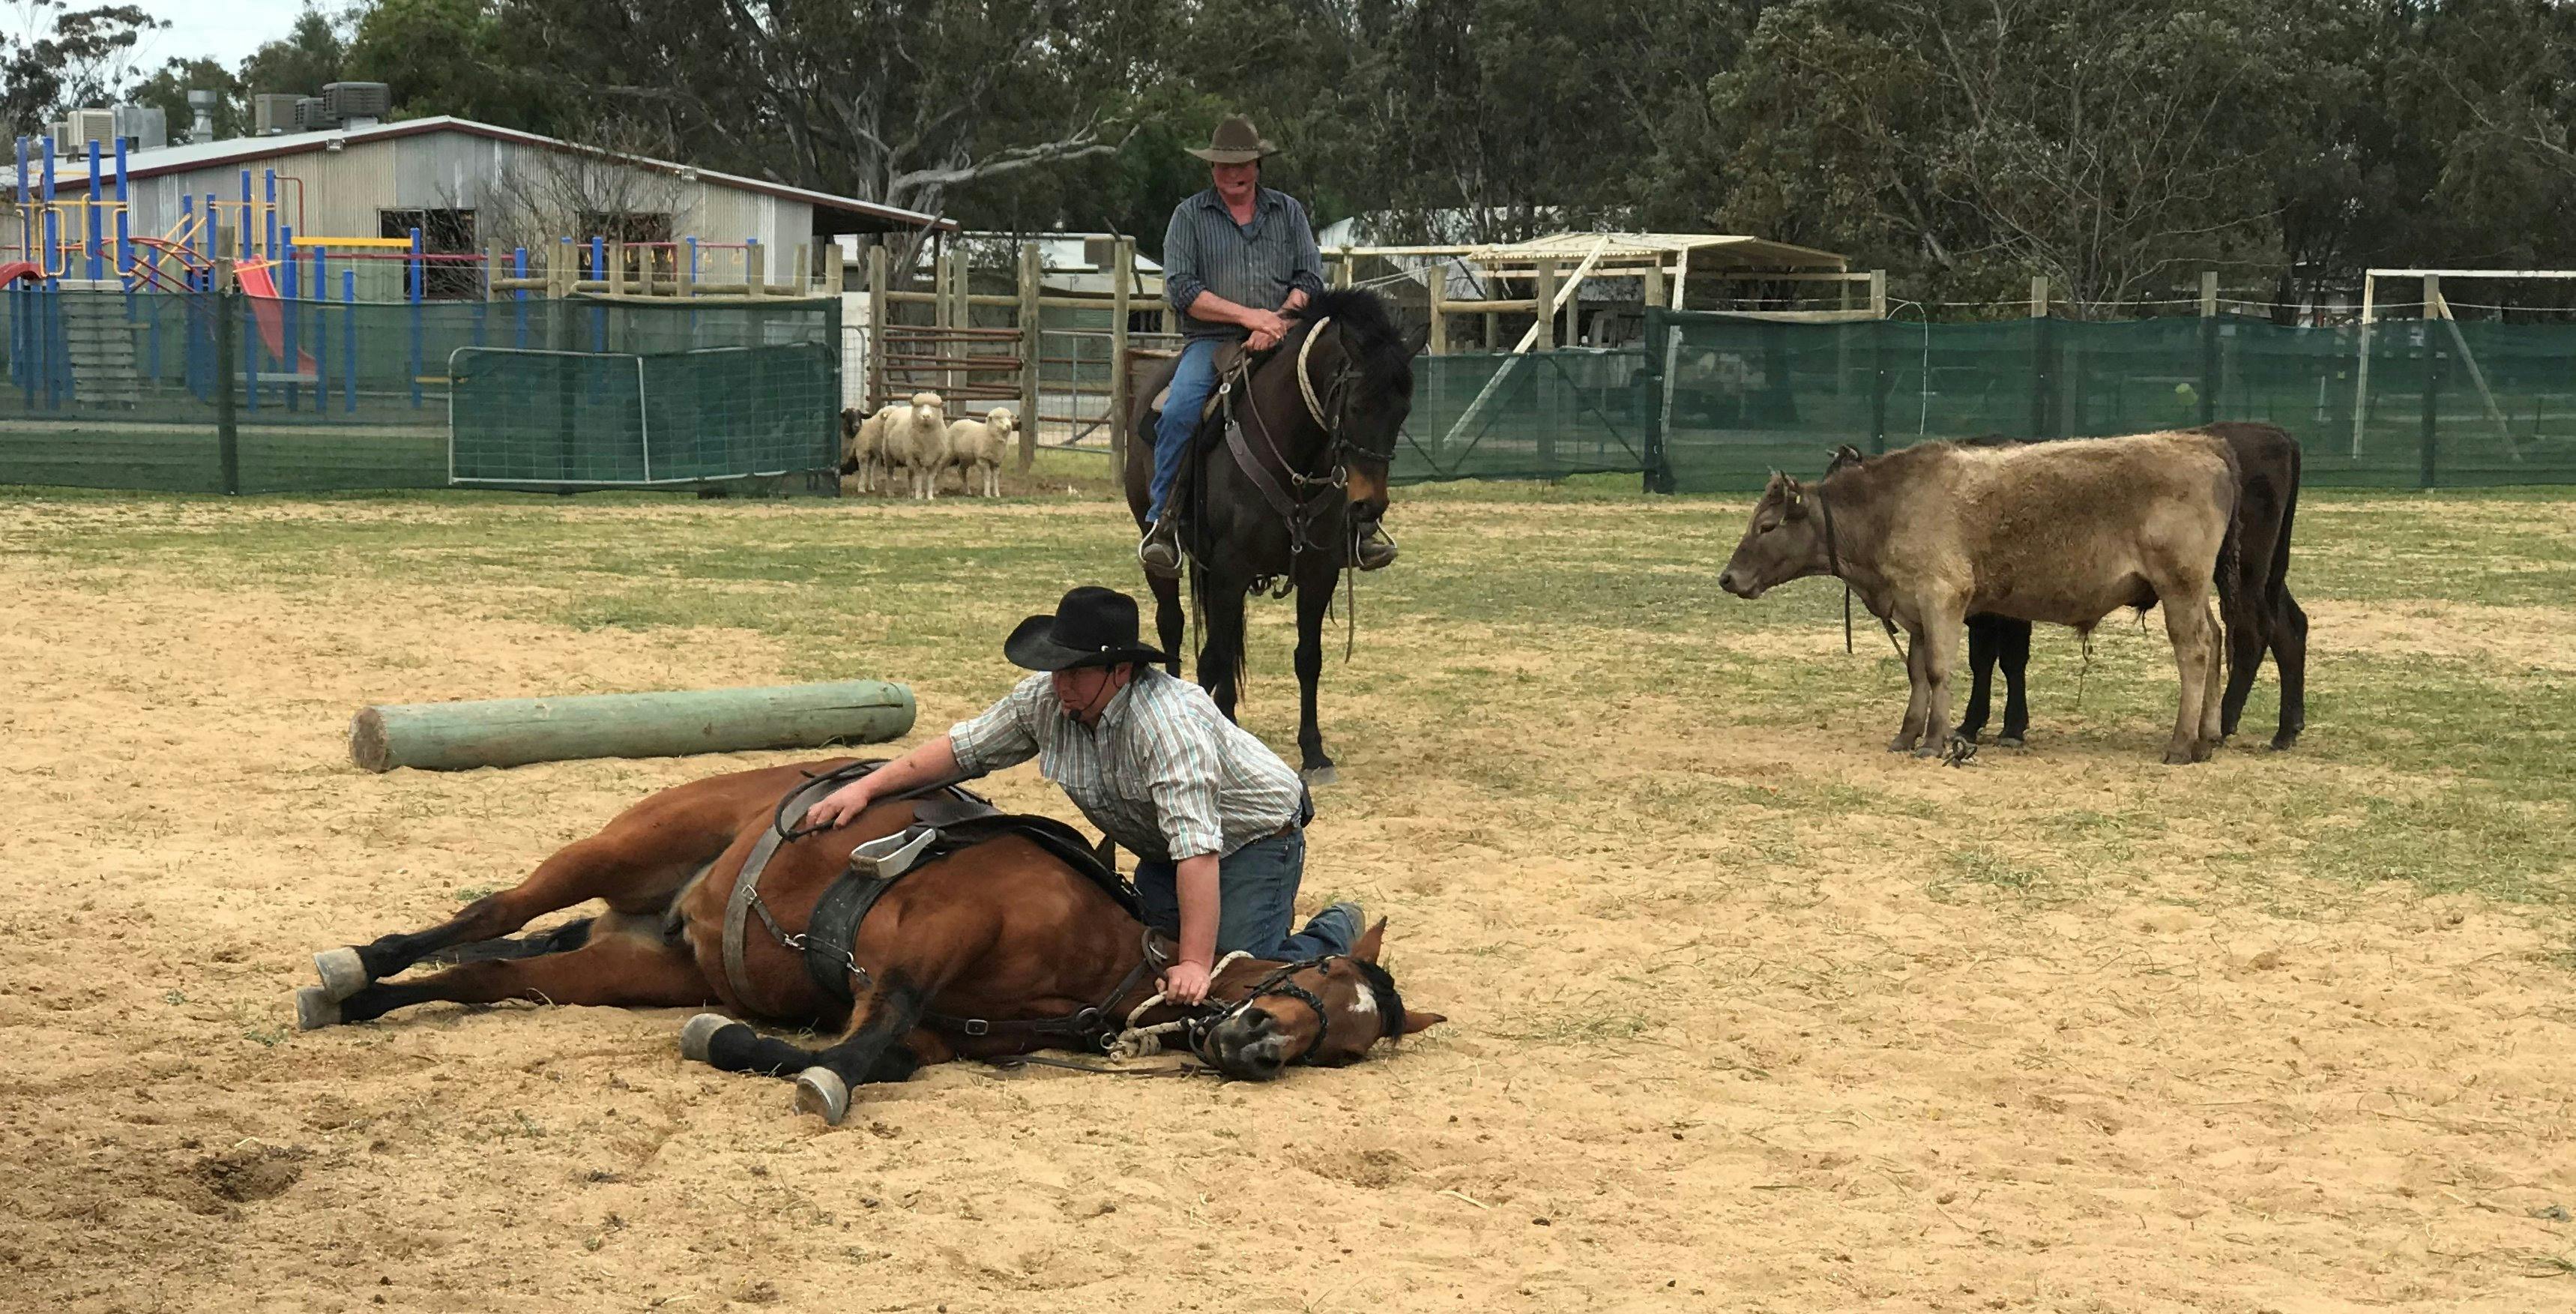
[40,117,951,231]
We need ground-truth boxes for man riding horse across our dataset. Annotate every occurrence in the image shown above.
[807,585,1360,1005]
[1138,115,1399,579]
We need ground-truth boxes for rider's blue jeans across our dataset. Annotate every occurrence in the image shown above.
[1148,336,1227,522]
[1132,829,1355,961]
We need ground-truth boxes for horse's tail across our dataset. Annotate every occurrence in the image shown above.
[1185,560,1246,694]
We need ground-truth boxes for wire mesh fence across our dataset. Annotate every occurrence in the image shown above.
[0,287,840,493]
[1638,309,2576,492]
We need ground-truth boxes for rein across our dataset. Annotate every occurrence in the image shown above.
[1817,484,1905,663]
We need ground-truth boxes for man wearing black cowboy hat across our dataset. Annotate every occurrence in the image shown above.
[806,586,1360,1005]
[1140,114,1396,579]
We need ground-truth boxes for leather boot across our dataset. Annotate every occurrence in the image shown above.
[1354,519,1398,571]
[1138,516,1183,579]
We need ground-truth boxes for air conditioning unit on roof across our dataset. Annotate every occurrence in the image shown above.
[253,93,301,136]
[112,104,166,151]
[295,97,337,132]
[323,82,390,127]
[68,108,116,149]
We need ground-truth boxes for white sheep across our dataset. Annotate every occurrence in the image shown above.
[944,406,1012,498]
[891,390,949,501]
[838,406,884,494]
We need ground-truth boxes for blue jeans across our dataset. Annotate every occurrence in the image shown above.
[1133,829,1352,961]
[1148,336,1228,522]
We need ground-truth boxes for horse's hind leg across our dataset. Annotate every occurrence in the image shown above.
[310,782,749,1006]
[313,914,711,1027]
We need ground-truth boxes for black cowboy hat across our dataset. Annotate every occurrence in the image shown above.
[1186,115,1278,164]
[1004,586,1172,671]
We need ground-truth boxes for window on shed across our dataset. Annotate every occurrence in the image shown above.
[378,208,477,300]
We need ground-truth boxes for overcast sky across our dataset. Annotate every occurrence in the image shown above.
[124,0,309,75]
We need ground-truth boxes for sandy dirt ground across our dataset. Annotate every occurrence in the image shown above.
[3,495,2573,1313]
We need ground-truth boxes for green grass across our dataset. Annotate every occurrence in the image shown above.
[7,480,2575,926]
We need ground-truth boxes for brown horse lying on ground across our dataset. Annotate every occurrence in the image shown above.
[292,759,1441,1123]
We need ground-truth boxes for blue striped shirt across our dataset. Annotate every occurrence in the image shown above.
[947,669,1305,861]
[1162,187,1327,340]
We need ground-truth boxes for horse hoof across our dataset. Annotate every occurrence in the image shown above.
[1996,735,2025,749]
[793,1067,851,1125]
[294,986,340,1031]
[313,947,369,1001]
[678,1013,732,1064]
[1300,765,1338,787]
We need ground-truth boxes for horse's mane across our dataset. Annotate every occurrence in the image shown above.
[1351,956,1408,1043]
[1293,287,1408,376]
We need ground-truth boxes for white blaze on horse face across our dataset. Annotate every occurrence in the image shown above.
[1341,974,1376,1021]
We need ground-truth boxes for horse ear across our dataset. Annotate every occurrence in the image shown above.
[1351,917,1387,963]
[1400,1010,1446,1036]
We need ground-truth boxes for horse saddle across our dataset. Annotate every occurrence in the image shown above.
[799,810,1144,1004]
[1145,340,1255,420]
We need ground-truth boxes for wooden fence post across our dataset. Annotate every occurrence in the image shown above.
[2029,274,2051,438]
[2198,271,2220,426]
[1018,239,1040,472]
[2420,273,2443,489]
[485,244,505,302]
[866,244,888,412]
[1533,259,1557,352]
[745,243,765,301]
[824,243,845,295]
[214,261,239,495]
[1427,256,1447,355]
[790,242,809,295]
[1111,235,1133,470]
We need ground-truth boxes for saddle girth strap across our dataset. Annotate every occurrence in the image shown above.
[720,772,850,1007]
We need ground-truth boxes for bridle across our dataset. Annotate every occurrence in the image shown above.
[1180,953,1393,1070]
[1814,481,1904,662]
[1228,316,1398,572]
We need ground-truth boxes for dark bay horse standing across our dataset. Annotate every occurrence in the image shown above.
[1124,288,1424,783]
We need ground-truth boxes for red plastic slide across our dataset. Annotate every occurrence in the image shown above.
[0,261,41,286]
[236,259,319,375]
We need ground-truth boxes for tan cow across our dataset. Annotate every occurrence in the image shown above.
[1717,432,2242,765]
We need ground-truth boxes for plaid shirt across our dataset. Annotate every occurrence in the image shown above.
[947,669,1304,861]
[1162,186,1327,341]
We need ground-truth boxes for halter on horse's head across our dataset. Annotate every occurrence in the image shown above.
[1189,920,1443,1079]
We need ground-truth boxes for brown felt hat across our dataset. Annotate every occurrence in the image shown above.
[1187,115,1278,164]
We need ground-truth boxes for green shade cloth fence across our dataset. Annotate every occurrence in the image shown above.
[0,289,839,493]
[1635,309,2576,493]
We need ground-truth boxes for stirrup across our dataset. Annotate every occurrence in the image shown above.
[1354,522,1398,572]
[1138,520,1183,579]
[848,825,939,880]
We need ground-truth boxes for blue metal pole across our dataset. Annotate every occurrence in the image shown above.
[113,137,129,277]
[588,235,606,353]
[39,137,55,274]
[202,192,215,282]
[281,229,299,411]
[687,236,699,284]
[238,171,251,259]
[84,140,100,280]
[408,226,423,409]
[263,170,277,260]
[14,136,26,262]
[241,275,258,415]
[342,269,356,413]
